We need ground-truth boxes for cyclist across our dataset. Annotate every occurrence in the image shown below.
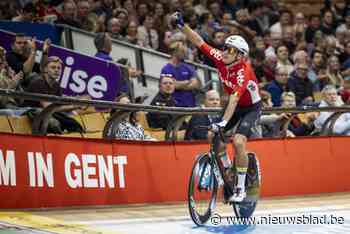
[171,12,261,202]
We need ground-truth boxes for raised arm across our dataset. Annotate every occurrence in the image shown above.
[171,12,204,48]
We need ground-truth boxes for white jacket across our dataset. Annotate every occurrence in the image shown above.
[314,100,350,135]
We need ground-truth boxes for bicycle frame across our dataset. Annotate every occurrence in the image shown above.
[188,127,261,225]
[210,130,234,191]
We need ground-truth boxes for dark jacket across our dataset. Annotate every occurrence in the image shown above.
[287,73,313,106]
[185,115,221,140]
[265,80,285,107]
[147,92,176,130]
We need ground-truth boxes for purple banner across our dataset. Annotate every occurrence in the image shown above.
[0,30,121,101]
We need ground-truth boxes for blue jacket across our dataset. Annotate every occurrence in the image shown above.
[265,80,285,107]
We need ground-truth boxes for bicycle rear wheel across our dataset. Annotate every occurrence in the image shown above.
[232,152,261,219]
[188,153,218,226]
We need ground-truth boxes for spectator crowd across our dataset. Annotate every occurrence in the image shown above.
[0,0,350,139]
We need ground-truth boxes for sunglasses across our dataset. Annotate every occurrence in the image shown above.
[223,45,238,55]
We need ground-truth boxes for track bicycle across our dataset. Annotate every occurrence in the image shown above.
[188,126,261,226]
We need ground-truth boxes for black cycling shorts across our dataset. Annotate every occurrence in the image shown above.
[224,102,262,139]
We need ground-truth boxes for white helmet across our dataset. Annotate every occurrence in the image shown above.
[225,35,249,56]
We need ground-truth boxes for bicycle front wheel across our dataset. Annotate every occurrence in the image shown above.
[188,153,218,226]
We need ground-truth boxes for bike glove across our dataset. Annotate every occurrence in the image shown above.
[171,12,185,29]
[211,119,228,132]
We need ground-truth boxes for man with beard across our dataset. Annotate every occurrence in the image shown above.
[6,33,38,76]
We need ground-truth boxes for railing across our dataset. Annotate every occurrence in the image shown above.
[0,89,349,140]
[58,25,221,103]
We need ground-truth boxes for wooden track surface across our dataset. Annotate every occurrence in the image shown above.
[1,192,350,233]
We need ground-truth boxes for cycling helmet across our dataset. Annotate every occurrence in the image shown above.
[225,35,249,56]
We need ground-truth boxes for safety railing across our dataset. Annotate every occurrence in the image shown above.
[0,89,349,140]
[59,25,221,100]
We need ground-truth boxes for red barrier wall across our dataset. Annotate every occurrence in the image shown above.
[0,133,349,209]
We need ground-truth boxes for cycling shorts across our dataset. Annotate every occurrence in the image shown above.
[224,102,262,139]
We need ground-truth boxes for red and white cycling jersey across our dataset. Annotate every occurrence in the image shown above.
[200,43,261,107]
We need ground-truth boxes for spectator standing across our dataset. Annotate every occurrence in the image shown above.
[185,89,221,140]
[147,74,177,130]
[287,62,313,105]
[160,41,201,107]
[94,32,113,61]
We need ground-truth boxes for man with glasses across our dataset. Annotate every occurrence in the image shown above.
[287,62,313,106]
[265,66,289,106]
[171,12,261,202]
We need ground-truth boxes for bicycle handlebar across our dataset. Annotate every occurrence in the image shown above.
[193,125,228,143]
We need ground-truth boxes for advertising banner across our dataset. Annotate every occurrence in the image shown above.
[0,133,350,209]
[0,21,62,45]
[0,30,121,101]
